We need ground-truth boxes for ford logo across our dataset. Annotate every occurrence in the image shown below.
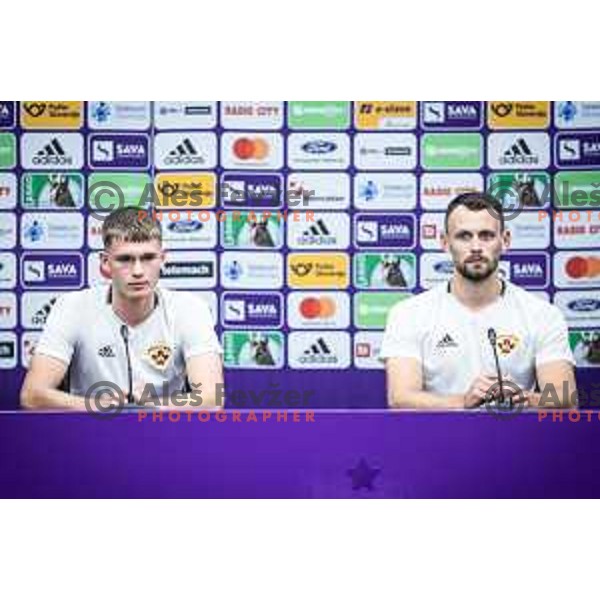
[568,298,600,312]
[434,261,454,274]
[168,222,203,233]
[301,141,337,154]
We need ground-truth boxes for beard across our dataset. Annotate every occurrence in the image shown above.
[456,257,499,282]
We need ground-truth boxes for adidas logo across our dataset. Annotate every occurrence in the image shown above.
[165,138,204,166]
[98,345,116,358]
[299,338,337,365]
[31,298,57,326]
[436,334,459,350]
[501,138,538,166]
[304,219,330,237]
[33,138,72,166]
[300,219,335,245]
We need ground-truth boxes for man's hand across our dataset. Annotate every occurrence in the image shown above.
[463,374,502,408]
[464,374,531,409]
[87,387,126,414]
[499,375,530,407]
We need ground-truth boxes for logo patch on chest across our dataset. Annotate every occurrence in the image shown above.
[432,333,460,356]
[143,342,173,371]
[496,334,521,357]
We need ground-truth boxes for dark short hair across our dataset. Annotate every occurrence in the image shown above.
[102,208,162,249]
[445,193,505,232]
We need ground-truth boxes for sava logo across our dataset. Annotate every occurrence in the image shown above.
[448,104,478,119]
[301,141,337,154]
[89,134,149,169]
[507,254,549,288]
[49,264,77,277]
[559,139,580,161]
[422,101,482,128]
[222,293,282,328]
[514,263,543,277]
[355,214,415,249]
[21,253,83,289]
[556,133,600,167]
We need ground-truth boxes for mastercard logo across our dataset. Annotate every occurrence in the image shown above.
[233,137,270,160]
[299,296,337,320]
[565,256,600,280]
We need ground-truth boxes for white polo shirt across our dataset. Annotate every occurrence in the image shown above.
[380,282,575,395]
[34,285,222,398]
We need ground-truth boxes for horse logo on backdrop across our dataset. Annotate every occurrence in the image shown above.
[249,333,276,366]
[143,342,173,371]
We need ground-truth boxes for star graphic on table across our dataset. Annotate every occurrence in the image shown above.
[347,459,381,492]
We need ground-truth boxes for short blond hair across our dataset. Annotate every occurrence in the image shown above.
[102,208,162,249]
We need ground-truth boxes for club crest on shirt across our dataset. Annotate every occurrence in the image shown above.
[496,334,521,357]
[143,341,173,371]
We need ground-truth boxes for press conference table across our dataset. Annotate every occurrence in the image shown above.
[0,410,598,498]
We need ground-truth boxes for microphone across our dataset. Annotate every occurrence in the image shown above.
[488,328,509,408]
[120,325,135,405]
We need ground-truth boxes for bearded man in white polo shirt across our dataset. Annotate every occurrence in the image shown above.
[21,208,223,411]
[381,193,577,410]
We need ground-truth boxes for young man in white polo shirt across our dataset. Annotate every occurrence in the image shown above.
[21,208,223,411]
[381,193,577,410]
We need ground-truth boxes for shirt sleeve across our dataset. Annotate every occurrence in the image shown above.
[535,303,576,368]
[379,300,422,362]
[176,294,222,360]
[33,293,79,366]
